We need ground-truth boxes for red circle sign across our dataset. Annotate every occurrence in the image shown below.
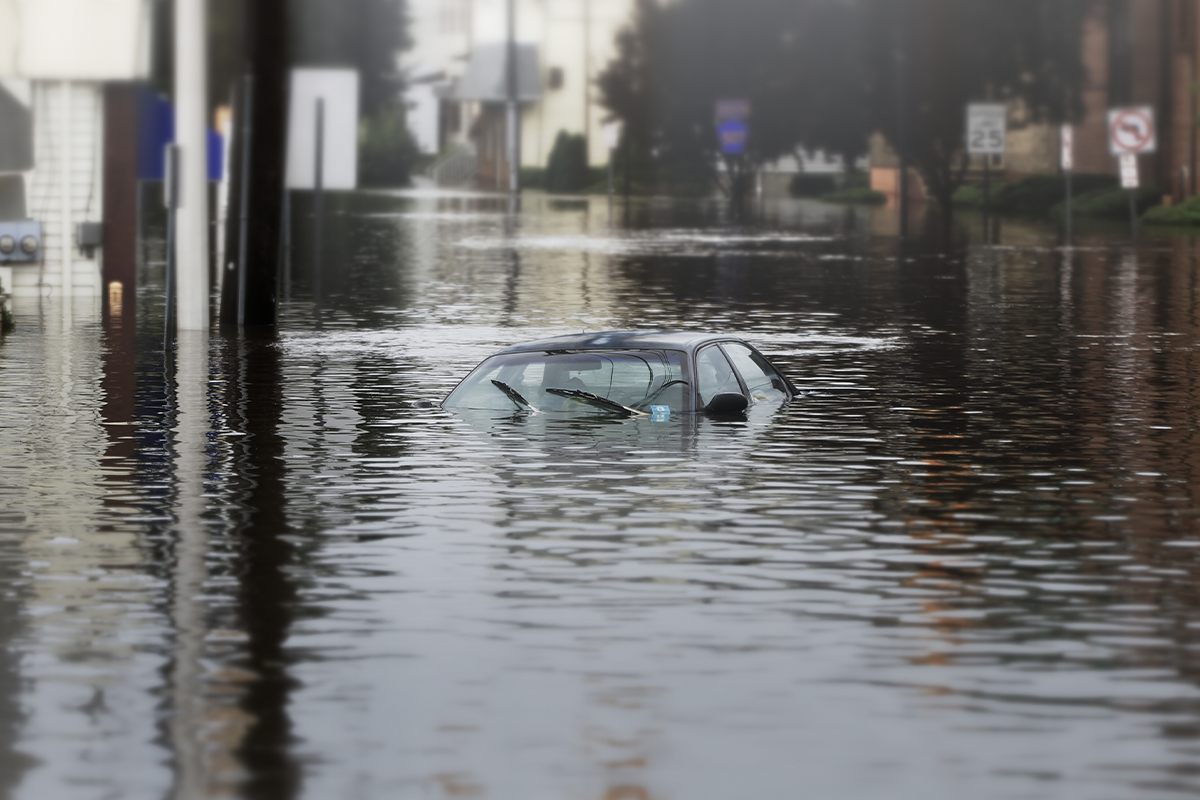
[1111,109,1154,153]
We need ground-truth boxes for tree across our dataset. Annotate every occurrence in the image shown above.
[595,0,667,189]
[291,0,417,185]
[861,0,1088,219]
[545,132,590,193]
[598,0,873,198]
[597,0,1088,210]
[290,0,412,118]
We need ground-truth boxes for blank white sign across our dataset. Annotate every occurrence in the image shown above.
[286,69,359,190]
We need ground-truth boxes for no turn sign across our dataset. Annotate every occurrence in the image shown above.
[1108,106,1156,155]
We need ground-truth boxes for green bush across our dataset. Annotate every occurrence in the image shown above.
[842,172,869,190]
[789,173,837,197]
[954,173,1118,216]
[820,187,886,205]
[1142,195,1200,226]
[358,104,420,188]
[520,167,546,190]
[0,277,12,334]
[545,131,590,193]
[1050,184,1162,220]
[953,183,986,207]
[995,174,1076,216]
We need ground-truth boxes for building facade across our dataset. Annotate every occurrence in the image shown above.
[0,0,152,305]
[405,0,636,185]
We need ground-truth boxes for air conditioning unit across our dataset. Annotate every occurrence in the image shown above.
[0,220,42,263]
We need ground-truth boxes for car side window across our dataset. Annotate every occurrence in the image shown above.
[695,345,742,406]
[722,342,788,402]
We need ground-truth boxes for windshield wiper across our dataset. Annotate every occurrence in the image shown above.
[491,379,539,412]
[545,387,647,417]
[635,379,689,410]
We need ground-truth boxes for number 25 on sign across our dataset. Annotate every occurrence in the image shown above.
[967,104,1006,155]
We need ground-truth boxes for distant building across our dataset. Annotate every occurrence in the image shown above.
[0,0,152,304]
[405,0,635,187]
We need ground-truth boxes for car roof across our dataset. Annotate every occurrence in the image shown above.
[494,330,748,355]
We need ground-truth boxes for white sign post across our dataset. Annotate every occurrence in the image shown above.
[1108,106,1154,242]
[967,103,1006,243]
[285,69,359,323]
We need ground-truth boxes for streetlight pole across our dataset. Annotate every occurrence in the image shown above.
[506,0,521,196]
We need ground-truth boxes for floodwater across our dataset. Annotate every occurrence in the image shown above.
[3,191,1200,800]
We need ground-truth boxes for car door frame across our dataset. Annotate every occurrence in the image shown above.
[690,339,795,412]
[691,341,750,411]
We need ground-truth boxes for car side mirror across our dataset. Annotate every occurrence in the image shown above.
[704,392,749,415]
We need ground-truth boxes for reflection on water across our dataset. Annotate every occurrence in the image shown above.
[2,192,1200,798]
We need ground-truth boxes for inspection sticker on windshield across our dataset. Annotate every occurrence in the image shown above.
[651,405,670,421]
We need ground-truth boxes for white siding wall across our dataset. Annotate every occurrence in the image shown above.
[520,0,633,168]
[12,81,104,299]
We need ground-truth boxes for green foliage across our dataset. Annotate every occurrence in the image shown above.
[544,132,590,193]
[358,104,419,187]
[291,0,411,118]
[789,174,837,197]
[1142,195,1200,226]
[596,0,1087,205]
[1050,184,1162,220]
[954,174,1118,216]
[952,183,986,207]
[520,168,546,190]
[0,277,12,334]
[820,187,887,205]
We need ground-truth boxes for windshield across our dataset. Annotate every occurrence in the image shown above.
[443,350,688,414]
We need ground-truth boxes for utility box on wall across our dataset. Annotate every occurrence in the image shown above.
[0,220,42,263]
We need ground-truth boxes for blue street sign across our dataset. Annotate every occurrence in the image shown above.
[136,88,224,182]
[717,119,748,155]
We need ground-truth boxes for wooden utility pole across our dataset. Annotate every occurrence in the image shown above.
[221,0,289,326]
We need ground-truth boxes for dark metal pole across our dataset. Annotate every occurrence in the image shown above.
[237,75,254,326]
[1128,187,1137,243]
[1062,0,1075,247]
[983,155,991,243]
[282,189,291,303]
[312,98,324,327]
[164,145,179,353]
[1066,168,1073,244]
[896,9,909,240]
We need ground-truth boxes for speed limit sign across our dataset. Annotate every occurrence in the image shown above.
[967,103,1007,155]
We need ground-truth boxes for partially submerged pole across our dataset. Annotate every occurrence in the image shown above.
[174,0,209,331]
[312,99,325,326]
[221,0,289,327]
[164,145,180,353]
[506,0,521,197]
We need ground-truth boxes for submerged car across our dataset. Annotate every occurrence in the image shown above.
[441,331,796,417]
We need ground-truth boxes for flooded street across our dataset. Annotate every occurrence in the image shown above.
[3,191,1200,799]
